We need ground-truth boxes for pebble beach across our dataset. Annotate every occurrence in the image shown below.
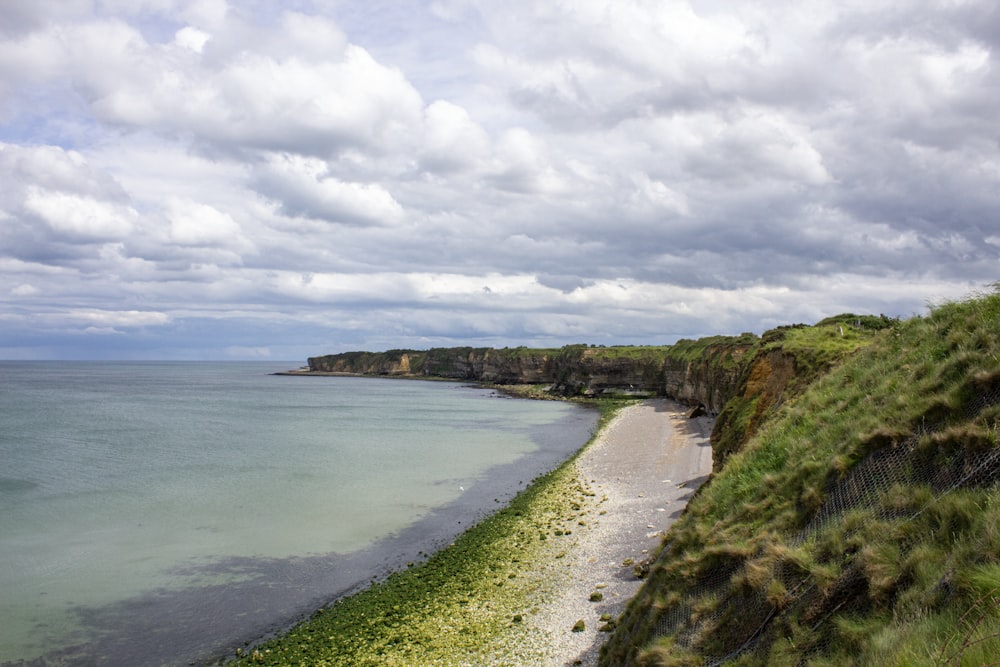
[230,398,714,666]
[512,399,714,666]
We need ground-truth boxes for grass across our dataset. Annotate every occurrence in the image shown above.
[582,345,693,361]
[226,399,633,666]
[601,287,1000,666]
[768,318,884,378]
[299,291,1000,665]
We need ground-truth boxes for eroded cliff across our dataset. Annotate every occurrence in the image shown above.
[306,315,893,465]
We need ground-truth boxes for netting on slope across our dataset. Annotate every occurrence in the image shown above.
[643,380,1000,666]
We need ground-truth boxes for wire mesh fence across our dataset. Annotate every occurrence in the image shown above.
[642,381,1000,665]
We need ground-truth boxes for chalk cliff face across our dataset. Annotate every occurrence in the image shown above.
[308,341,758,409]
[306,350,420,376]
[660,339,757,413]
[546,348,665,397]
[307,318,879,466]
[425,348,557,384]
[480,350,555,384]
[307,339,792,417]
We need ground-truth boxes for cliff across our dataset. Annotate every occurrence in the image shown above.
[307,316,890,465]
[292,297,1000,665]
[600,290,1000,666]
[309,338,759,407]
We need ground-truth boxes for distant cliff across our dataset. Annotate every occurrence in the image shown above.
[307,339,755,409]
[306,315,895,465]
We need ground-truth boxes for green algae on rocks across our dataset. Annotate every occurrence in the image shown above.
[227,400,629,667]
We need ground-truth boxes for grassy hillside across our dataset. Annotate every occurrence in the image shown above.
[709,314,896,468]
[601,288,1000,665]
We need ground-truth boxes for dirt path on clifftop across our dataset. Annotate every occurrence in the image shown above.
[535,399,714,666]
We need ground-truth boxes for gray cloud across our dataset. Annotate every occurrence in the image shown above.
[0,0,996,360]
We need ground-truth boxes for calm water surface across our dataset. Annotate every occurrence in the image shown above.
[0,362,597,666]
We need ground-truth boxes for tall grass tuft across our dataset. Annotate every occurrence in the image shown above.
[601,286,1000,666]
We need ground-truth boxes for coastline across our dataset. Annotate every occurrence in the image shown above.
[272,369,470,383]
[528,399,714,665]
[1,369,596,667]
[228,398,713,666]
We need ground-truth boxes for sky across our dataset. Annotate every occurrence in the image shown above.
[1,1,998,361]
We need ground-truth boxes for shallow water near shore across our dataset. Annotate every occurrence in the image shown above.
[0,361,598,666]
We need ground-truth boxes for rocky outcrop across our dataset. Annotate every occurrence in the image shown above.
[307,350,424,376]
[710,348,800,469]
[308,340,760,409]
[661,337,757,413]
[307,315,884,468]
[308,347,560,383]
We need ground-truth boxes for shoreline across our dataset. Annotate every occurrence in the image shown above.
[530,399,714,665]
[228,398,713,666]
[1,374,597,667]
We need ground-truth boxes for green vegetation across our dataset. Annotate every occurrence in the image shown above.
[763,315,893,378]
[297,291,1000,665]
[601,287,1000,665]
[709,314,892,469]
[228,400,632,666]
[668,334,759,365]
[579,345,677,360]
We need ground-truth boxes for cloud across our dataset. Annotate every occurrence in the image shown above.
[487,127,569,194]
[0,10,423,158]
[253,153,404,225]
[0,0,997,360]
[24,187,136,240]
[69,309,170,327]
[0,0,91,37]
[0,143,138,259]
[0,143,129,199]
[174,26,210,53]
[420,99,491,171]
[681,108,831,186]
[165,198,250,249]
[80,326,126,335]
[10,283,39,296]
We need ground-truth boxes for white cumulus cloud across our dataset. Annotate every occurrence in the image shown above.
[0,0,996,359]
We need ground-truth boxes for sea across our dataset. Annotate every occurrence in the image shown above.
[0,361,598,666]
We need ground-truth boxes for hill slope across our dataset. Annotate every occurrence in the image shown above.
[600,288,1000,665]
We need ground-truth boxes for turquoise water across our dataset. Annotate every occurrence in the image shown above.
[0,362,597,666]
